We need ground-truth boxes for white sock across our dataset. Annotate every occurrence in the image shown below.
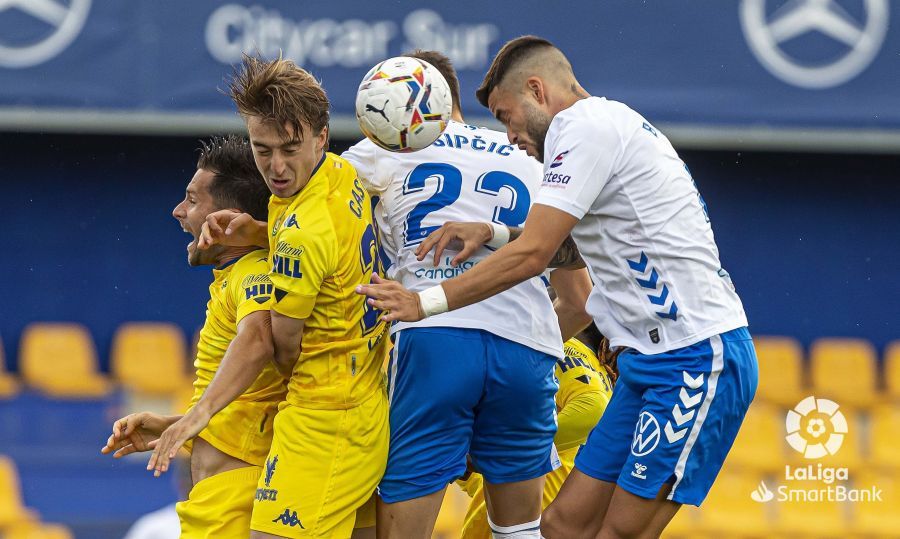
[487,514,542,538]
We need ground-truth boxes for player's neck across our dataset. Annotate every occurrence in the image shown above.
[215,246,258,269]
[451,109,464,122]
[554,83,591,115]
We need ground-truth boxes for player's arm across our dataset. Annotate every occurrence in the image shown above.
[198,210,268,250]
[268,220,333,376]
[271,312,305,378]
[549,267,593,342]
[555,386,607,452]
[147,310,274,476]
[360,204,578,322]
[414,222,583,269]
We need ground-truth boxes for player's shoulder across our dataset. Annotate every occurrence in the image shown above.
[233,248,271,276]
[323,151,359,182]
[549,97,639,140]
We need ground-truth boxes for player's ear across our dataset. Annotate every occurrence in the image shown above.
[315,125,328,152]
[525,77,546,105]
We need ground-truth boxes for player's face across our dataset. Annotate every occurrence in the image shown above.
[246,116,327,199]
[172,169,225,266]
[488,85,553,163]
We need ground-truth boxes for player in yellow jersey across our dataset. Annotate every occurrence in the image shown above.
[102,135,287,538]
[150,56,390,539]
[457,323,618,539]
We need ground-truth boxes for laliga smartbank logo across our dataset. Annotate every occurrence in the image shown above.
[785,395,847,458]
[749,396,882,503]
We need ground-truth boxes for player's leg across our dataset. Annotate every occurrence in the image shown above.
[377,327,486,538]
[351,493,377,539]
[472,333,558,538]
[177,464,261,538]
[250,389,390,539]
[595,328,758,538]
[594,484,680,539]
[541,378,644,538]
[376,489,447,538]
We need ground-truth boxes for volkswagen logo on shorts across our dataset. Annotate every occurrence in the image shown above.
[0,0,92,68]
[739,0,889,89]
[631,411,661,457]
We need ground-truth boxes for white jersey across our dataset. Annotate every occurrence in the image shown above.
[535,97,747,354]
[344,121,564,358]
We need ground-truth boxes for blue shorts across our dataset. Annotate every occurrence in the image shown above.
[379,327,559,503]
[575,327,758,506]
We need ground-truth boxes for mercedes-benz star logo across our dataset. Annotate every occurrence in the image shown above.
[0,0,92,68]
[740,0,888,89]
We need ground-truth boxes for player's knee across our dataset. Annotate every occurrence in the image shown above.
[539,505,572,539]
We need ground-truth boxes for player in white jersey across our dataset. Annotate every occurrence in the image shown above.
[344,50,593,539]
[357,37,759,538]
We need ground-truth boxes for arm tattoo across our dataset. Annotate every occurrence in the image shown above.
[507,227,584,269]
[548,234,585,269]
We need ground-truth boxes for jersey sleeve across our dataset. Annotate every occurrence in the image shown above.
[534,114,622,219]
[342,139,386,194]
[232,254,274,324]
[270,223,336,320]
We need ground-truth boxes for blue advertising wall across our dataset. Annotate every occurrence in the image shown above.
[2,0,899,130]
[1,133,898,370]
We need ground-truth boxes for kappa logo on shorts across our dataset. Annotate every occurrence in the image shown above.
[272,508,304,528]
[631,411,661,457]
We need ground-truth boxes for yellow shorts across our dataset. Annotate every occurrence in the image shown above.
[250,389,389,538]
[176,465,260,539]
[460,449,577,539]
[184,399,278,467]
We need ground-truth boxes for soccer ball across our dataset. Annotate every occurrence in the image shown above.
[355,56,452,152]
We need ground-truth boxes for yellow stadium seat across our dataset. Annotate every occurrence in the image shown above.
[884,341,900,401]
[4,521,74,539]
[753,336,805,407]
[695,467,775,537]
[0,455,37,528]
[0,336,21,398]
[727,402,786,472]
[810,338,877,409]
[851,469,899,536]
[112,322,189,395]
[19,323,111,398]
[870,404,900,470]
[774,479,849,537]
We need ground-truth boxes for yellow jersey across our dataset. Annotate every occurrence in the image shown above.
[267,152,388,410]
[457,337,613,538]
[187,249,287,465]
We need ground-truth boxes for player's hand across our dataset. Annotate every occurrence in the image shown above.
[100,412,171,458]
[198,210,261,250]
[146,408,211,477]
[415,222,493,267]
[356,274,424,322]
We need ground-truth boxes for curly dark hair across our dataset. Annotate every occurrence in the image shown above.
[196,135,269,222]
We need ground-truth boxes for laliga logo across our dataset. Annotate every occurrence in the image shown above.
[739,0,888,89]
[785,396,847,459]
[0,0,91,68]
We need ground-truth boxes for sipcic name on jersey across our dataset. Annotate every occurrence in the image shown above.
[432,133,515,156]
